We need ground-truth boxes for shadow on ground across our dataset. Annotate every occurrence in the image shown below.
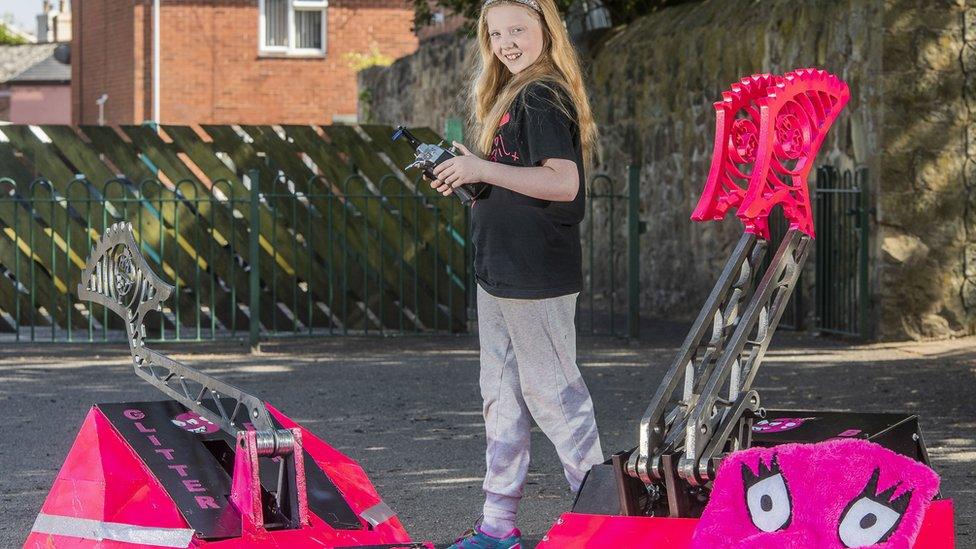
[0,323,972,547]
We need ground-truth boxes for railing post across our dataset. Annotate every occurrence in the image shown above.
[248,169,261,352]
[858,167,870,339]
[626,165,641,339]
[444,117,464,145]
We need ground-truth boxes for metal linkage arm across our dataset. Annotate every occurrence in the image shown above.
[626,233,766,484]
[77,222,278,439]
[131,347,275,434]
[622,68,848,518]
[679,229,811,486]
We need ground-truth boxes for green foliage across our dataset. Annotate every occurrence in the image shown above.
[358,88,374,123]
[410,0,698,34]
[0,19,28,45]
[344,43,395,72]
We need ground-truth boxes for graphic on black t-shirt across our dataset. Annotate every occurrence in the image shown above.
[470,81,587,299]
[488,135,520,163]
[488,112,520,163]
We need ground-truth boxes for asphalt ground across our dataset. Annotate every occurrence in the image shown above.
[1,324,973,547]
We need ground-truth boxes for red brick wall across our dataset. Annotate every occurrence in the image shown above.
[74,0,419,125]
[73,0,138,124]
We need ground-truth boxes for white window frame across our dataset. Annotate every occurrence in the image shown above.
[259,0,328,56]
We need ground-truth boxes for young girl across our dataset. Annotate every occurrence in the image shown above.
[429,0,603,546]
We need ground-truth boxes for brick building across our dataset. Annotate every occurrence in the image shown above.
[0,44,72,124]
[72,0,419,125]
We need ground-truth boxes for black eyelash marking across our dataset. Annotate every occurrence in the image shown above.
[860,467,913,514]
[741,453,793,532]
[741,453,783,487]
[837,467,913,546]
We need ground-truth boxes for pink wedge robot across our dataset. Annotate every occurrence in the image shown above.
[24,223,433,547]
[538,69,956,547]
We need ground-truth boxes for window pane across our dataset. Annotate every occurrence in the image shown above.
[295,10,323,49]
[264,0,287,47]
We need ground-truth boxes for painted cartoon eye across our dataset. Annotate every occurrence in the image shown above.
[745,473,792,532]
[838,497,902,547]
[741,456,792,533]
[837,468,911,547]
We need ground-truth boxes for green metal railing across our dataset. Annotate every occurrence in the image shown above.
[756,167,872,336]
[762,205,804,331]
[814,166,870,337]
[0,170,468,344]
[577,165,642,338]
[0,166,641,343]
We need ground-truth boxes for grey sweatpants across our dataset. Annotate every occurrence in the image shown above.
[477,284,604,527]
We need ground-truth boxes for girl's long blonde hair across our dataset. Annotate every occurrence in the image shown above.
[470,0,599,172]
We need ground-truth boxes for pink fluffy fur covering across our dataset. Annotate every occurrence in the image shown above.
[692,439,940,548]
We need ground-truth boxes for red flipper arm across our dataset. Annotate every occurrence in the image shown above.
[738,68,850,238]
[692,73,783,225]
[693,68,850,239]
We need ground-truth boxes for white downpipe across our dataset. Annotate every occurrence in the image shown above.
[153,0,161,124]
[96,94,108,126]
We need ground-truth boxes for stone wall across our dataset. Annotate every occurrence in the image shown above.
[359,0,976,340]
[358,32,473,130]
[877,0,975,339]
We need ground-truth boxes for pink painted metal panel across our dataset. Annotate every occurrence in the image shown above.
[267,404,414,542]
[913,499,955,549]
[25,405,430,548]
[31,407,189,526]
[536,513,697,548]
[229,430,264,538]
[537,500,953,549]
[24,407,191,548]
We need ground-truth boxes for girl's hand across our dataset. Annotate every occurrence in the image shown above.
[430,142,487,196]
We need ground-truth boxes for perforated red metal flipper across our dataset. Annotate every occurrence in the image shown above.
[692,73,783,225]
[693,68,850,239]
[739,68,850,238]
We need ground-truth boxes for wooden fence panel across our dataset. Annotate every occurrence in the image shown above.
[199,124,384,331]
[31,126,209,331]
[0,124,468,339]
[159,125,319,331]
[75,126,258,333]
[243,125,451,331]
[319,125,466,330]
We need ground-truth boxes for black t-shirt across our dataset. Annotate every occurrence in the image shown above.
[471,81,585,299]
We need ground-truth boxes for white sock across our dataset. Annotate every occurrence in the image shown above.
[480,516,516,539]
[481,493,519,538]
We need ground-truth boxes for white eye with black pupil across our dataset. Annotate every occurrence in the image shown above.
[745,473,792,532]
[838,497,901,547]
